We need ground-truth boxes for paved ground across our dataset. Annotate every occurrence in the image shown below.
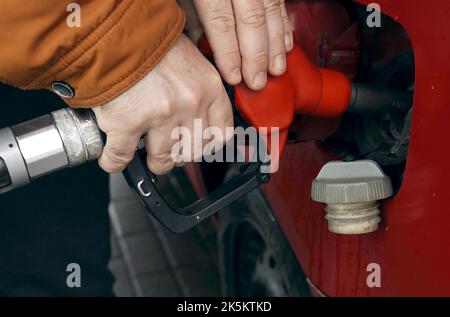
[107,172,221,297]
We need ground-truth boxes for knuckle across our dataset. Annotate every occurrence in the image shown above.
[264,0,281,15]
[239,8,266,28]
[219,47,241,61]
[154,99,173,119]
[152,152,173,162]
[270,36,286,51]
[209,71,224,91]
[106,149,133,167]
[243,50,268,67]
[209,13,236,34]
[181,89,202,108]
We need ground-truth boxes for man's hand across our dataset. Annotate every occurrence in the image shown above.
[92,35,234,175]
[193,0,293,90]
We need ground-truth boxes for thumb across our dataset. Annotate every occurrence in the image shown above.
[99,133,140,173]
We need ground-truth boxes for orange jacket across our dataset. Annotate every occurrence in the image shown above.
[0,0,185,108]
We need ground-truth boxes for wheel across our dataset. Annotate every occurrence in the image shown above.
[217,175,311,297]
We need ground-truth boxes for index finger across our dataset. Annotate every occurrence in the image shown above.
[194,0,242,85]
[232,0,270,91]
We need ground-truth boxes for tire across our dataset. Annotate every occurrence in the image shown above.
[217,175,311,297]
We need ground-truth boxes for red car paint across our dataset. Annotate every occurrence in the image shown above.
[264,0,450,296]
[191,0,450,296]
[287,0,360,78]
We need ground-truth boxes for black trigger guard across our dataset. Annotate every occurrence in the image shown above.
[123,139,271,233]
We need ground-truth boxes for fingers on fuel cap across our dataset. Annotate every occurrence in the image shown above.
[263,0,287,76]
[194,0,242,85]
[233,0,269,90]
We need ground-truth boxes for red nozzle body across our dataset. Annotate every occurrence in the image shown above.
[234,45,352,160]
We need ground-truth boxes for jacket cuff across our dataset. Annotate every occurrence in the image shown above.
[27,0,185,108]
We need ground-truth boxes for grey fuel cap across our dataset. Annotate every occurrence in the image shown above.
[311,160,394,234]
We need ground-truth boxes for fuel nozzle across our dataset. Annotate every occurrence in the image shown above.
[0,108,103,193]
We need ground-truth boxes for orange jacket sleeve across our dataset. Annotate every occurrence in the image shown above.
[0,0,185,108]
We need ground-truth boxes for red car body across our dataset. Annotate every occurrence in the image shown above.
[193,0,450,296]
